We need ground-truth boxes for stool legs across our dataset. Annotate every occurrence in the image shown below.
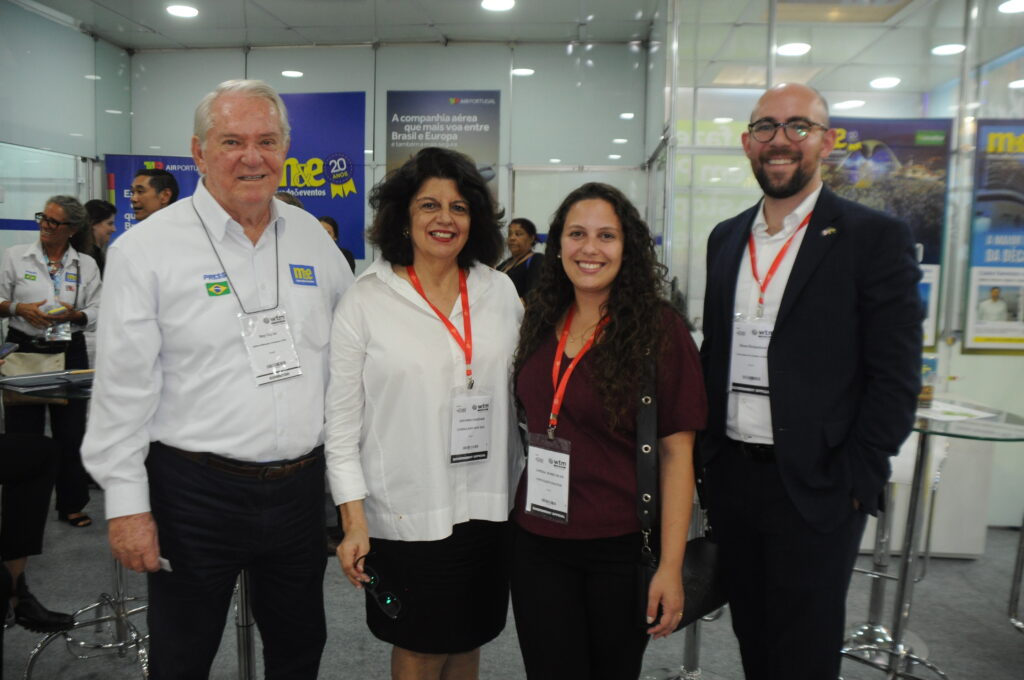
[235,569,257,680]
[1009,510,1024,634]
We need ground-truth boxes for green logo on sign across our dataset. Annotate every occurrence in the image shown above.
[206,282,231,297]
[915,130,946,146]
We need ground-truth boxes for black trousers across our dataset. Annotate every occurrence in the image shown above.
[704,442,867,680]
[509,523,650,680]
[3,331,90,515]
[0,434,58,559]
[145,443,327,680]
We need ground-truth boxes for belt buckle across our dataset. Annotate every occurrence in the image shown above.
[260,464,288,481]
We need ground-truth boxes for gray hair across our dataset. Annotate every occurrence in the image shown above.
[46,195,88,233]
[193,79,291,145]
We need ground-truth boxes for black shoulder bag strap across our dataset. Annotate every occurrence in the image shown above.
[636,357,659,565]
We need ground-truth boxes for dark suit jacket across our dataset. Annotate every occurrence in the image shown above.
[698,185,923,532]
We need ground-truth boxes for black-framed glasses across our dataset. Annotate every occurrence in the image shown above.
[747,119,828,143]
[355,554,402,620]
[35,212,72,229]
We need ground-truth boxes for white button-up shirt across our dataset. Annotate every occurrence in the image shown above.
[0,241,101,335]
[726,184,821,444]
[82,180,354,519]
[325,257,524,542]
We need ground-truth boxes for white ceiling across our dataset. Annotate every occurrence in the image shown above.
[14,0,665,49]
[12,0,1024,94]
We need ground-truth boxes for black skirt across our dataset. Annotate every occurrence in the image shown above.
[363,520,510,654]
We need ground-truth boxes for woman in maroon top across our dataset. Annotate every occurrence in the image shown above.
[510,183,707,679]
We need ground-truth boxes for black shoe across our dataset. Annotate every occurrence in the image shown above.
[14,593,74,633]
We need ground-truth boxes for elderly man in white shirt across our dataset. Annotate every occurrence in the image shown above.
[82,79,353,680]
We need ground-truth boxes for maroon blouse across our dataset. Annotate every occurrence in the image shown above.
[513,306,707,539]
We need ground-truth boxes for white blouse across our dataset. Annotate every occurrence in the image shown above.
[325,257,524,541]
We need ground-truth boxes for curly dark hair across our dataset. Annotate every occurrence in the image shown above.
[368,147,504,268]
[514,182,670,427]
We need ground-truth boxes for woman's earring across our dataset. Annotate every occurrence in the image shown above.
[402,228,410,238]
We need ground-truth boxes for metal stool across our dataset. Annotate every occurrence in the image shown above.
[1009,510,1024,634]
[842,431,949,680]
[23,563,257,679]
[24,560,149,679]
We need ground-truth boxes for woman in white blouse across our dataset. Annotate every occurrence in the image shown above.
[325,147,522,680]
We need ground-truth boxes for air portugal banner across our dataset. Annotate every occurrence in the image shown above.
[105,91,366,257]
[824,118,953,347]
[386,90,500,183]
[964,121,1024,351]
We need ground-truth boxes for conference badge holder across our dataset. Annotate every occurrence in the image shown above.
[524,432,571,524]
[238,309,302,386]
[729,314,772,397]
[449,386,492,464]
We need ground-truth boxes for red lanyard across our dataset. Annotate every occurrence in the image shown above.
[547,306,610,439]
[407,266,474,389]
[747,211,812,317]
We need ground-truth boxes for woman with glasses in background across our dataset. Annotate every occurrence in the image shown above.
[0,196,102,529]
[325,148,522,680]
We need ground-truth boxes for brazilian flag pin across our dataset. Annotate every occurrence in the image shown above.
[206,282,231,297]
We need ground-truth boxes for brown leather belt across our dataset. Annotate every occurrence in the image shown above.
[730,439,776,463]
[157,442,322,480]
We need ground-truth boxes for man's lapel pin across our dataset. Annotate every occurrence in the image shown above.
[821,226,837,237]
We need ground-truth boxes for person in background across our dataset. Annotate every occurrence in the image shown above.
[82,79,353,679]
[0,196,101,529]
[977,286,1010,321]
[70,199,116,365]
[497,217,544,301]
[319,216,357,273]
[275,191,305,208]
[69,199,116,274]
[328,147,521,680]
[131,169,179,222]
[0,374,74,636]
[508,182,706,679]
[699,83,922,680]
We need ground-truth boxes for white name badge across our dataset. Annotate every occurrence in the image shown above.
[729,319,773,396]
[449,388,492,464]
[238,309,302,386]
[525,433,571,524]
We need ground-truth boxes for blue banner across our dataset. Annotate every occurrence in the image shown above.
[103,91,366,257]
[279,91,366,258]
[104,154,200,240]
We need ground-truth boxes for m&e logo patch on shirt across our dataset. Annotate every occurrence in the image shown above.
[206,282,231,297]
[290,264,317,286]
[24,271,37,281]
[66,272,78,283]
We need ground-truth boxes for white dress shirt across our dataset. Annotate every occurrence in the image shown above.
[726,184,822,444]
[325,257,524,542]
[82,180,354,519]
[0,241,101,335]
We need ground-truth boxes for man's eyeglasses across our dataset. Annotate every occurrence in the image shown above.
[35,212,73,229]
[747,119,828,143]
[355,554,402,620]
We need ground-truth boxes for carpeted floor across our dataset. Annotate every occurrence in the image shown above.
[3,495,1021,679]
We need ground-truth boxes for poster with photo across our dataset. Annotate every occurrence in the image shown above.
[825,118,953,347]
[386,90,500,184]
[964,120,1024,351]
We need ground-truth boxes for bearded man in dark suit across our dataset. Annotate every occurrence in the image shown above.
[698,82,922,680]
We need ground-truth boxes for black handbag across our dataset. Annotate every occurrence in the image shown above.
[635,362,726,632]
